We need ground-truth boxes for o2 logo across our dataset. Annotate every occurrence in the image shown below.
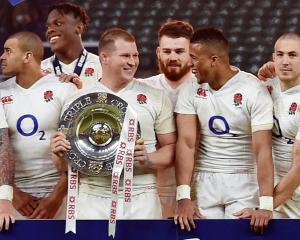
[208,116,230,135]
[16,114,46,140]
[273,116,294,144]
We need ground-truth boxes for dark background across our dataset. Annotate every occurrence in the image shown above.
[1,0,300,78]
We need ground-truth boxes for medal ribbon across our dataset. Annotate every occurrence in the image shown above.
[53,49,88,76]
[109,105,138,238]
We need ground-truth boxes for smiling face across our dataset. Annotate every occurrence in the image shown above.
[0,38,25,76]
[157,36,191,81]
[103,38,139,84]
[45,10,82,53]
[189,43,214,84]
[273,38,300,83]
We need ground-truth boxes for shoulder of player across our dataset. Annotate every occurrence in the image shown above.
[86,52,100,63]
[41,56,52,66]
[134,79,164,94]
[133,79,168,104]
[0,77,15,90]
[39,74,75,90]
[237,70,266,90]
[138,74,162,83]
[178,77,202,95]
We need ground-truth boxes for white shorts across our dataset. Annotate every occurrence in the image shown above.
[274,185,300,218]
[193,171,259,218]
[77,191,162,219]
[157,166,176,218]
[15,192,66,220]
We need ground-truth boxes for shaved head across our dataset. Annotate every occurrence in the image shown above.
[275,32,300,50]
[8,31,44,63]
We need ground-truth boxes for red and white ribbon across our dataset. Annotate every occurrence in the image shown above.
[123,116,137,215]
[109,105,138,238]
[65,165,79,233]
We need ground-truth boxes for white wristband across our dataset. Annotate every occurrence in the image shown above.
[0,185,13,202]
[259,196,273,211]
[176,185,191,201]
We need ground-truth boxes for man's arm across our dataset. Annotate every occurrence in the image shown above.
[257,61,276,81]
[175,114,197,191]
[134,132,176,169]
[273,139,300,208]
[150,132,176,168]
[29,173,67,219]
[0,128,14,186]
[12,187,39,217]
[174,114,203,231]
[253,130,274,197]
[0,128,16,230]
[251,130,274,233]
[50,131,70,171]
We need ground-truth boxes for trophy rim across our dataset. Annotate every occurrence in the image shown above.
[59,92,134,176]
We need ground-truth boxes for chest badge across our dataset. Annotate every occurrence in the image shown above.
[137,94,147,104]
[197,87,208,98]
[84,68,94,77]
[44,90,54,102]
[233,93,243,107]
[289,102,297,115]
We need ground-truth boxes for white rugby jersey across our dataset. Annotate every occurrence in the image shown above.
[140,74,195,107]
[0,75,77,194]
[139,73,195,195]
[265,77,300,177]
[42,51,102,89]
[175,70,273,173]
[66,79,176,197]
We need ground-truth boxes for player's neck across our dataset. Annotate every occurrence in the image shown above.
[280,77,300,91]
[165,71,193,89]
[16,67,44,89]
[209,67,238,90]
[55,42,84,64]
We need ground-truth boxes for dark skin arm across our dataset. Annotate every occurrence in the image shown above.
[234,130,274,234]
[29,173,67,219]
[173,114,204,231]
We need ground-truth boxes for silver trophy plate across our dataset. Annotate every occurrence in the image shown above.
[59,92,139,176]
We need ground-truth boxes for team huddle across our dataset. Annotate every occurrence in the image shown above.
[0,1,300,236]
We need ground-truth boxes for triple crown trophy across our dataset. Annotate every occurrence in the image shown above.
[59,91,140,236]
[59,91,140,176]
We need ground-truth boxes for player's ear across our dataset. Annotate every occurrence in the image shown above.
[24,52,33,63]
[156,46,161,59]
[211,55,218,66]
[99,51,109,64]
[75,22,84,35]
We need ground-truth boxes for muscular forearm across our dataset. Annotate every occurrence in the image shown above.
[175,114,198,186]
[256,151,274,196]
[175,142,195,186]
[50,173,67,199]
[0,128,14,186]
[52,153,68,172]
[273,166,300,208]
[253,130,274,196]
[148,143,175,169]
